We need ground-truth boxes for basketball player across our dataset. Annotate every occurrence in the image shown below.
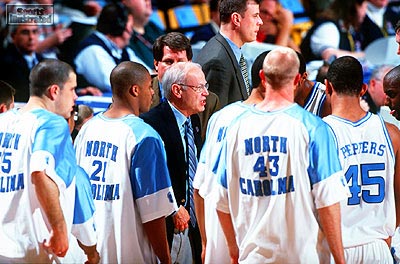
[0,59,98,263]
[74,61,177,263]
[213,47,348,263]
[193,50,268,263]
[323,56,400,263]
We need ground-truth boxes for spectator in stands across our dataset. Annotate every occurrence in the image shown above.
[123,0,165,70]
[71,104,94,140]
[74,2,148,95]
[0,24,44,102]
[190,0,220,45]
[34,0,73,59]
[0,80,15,113]
[364,0,399,36]
[300,0,369,63]
[256,0,299,51]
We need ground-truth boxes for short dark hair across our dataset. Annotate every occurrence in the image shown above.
[326,56,363,95]
[110,61,150,98]
[251,50,270,88]
[0,80,16,107]
[296,51,306,74]
[219,0,260,24]
[97,3,129,36]
[29,59,74,97]
[153,32,193,61]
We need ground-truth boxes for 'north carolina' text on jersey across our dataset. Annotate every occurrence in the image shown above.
[214,104,349,263]
[74,113,177,263]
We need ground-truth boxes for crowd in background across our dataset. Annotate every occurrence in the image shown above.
[2,0,400,263]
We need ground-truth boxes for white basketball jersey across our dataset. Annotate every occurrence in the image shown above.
[304,81,326,117]
[74,113,177,263]
[0,108,76,262]
[214,104,349,263]
[323,113,396,247]
[194,101,250,264]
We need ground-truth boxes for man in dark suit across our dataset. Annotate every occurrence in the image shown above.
[151,32,220,141]
[0,24,44,103]
[195,0,263,107]
[141,61,208,264]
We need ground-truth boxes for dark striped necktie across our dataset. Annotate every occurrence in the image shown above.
[185,119,197,227]
[240,53,251,96]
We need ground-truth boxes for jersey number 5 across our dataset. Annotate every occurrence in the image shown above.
[345,163,385,205]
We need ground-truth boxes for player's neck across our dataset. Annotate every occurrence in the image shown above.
[220,26,245,47]
[257,88,294,111]
[331,95,367,122]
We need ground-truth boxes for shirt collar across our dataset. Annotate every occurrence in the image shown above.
[220,31,242,63]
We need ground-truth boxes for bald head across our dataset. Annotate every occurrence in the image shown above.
[110,61,150,98]
[263,47,299,89]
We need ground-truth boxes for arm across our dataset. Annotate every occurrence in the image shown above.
[77,240,100,264]
[274,6,294,48]
[143,216,172,264]
[217,209,238,264]
[385,123,400,227]
[317,202,345,264]
[36,24,72,53]
[194,189,206,262]
[31,170,69,257]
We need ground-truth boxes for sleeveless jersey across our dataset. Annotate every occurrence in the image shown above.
[0,108,76,262]
[74,113,177,263]
[323,113,396,247]
[214,104,349,263]
[304,81,326,117]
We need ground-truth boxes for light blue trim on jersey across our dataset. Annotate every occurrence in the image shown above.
[122,117,173,199]
[31,109,76,187]
[73,166,96,225]
[262,104,342,185]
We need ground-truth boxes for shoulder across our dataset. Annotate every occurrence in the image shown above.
[385,121,400,151]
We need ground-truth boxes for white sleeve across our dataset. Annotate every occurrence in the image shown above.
[310,22,340,57]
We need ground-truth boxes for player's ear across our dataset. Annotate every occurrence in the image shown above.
[47,84,59,100]
[129,84,140,97]
[325,80,333,95]
[360,83,368,97]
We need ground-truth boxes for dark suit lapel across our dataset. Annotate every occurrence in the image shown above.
[161,102,186,159]
[214,33,248,99]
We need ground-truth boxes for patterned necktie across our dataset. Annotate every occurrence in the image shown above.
[240,53,251,96]
[185,119,197,227]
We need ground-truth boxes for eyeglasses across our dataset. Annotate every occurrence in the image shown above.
[178,83,209,93]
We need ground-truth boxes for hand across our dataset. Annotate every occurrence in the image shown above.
[274,6,293,30]
[172,205,190,232]
[53,24,73,45]
[43,227,69,257]
[77,240,100,264]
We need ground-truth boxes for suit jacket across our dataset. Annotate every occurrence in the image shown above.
[0,44,44,102]
[150,76,220,142]
[195,32,248,107]
[140,101,202,244]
